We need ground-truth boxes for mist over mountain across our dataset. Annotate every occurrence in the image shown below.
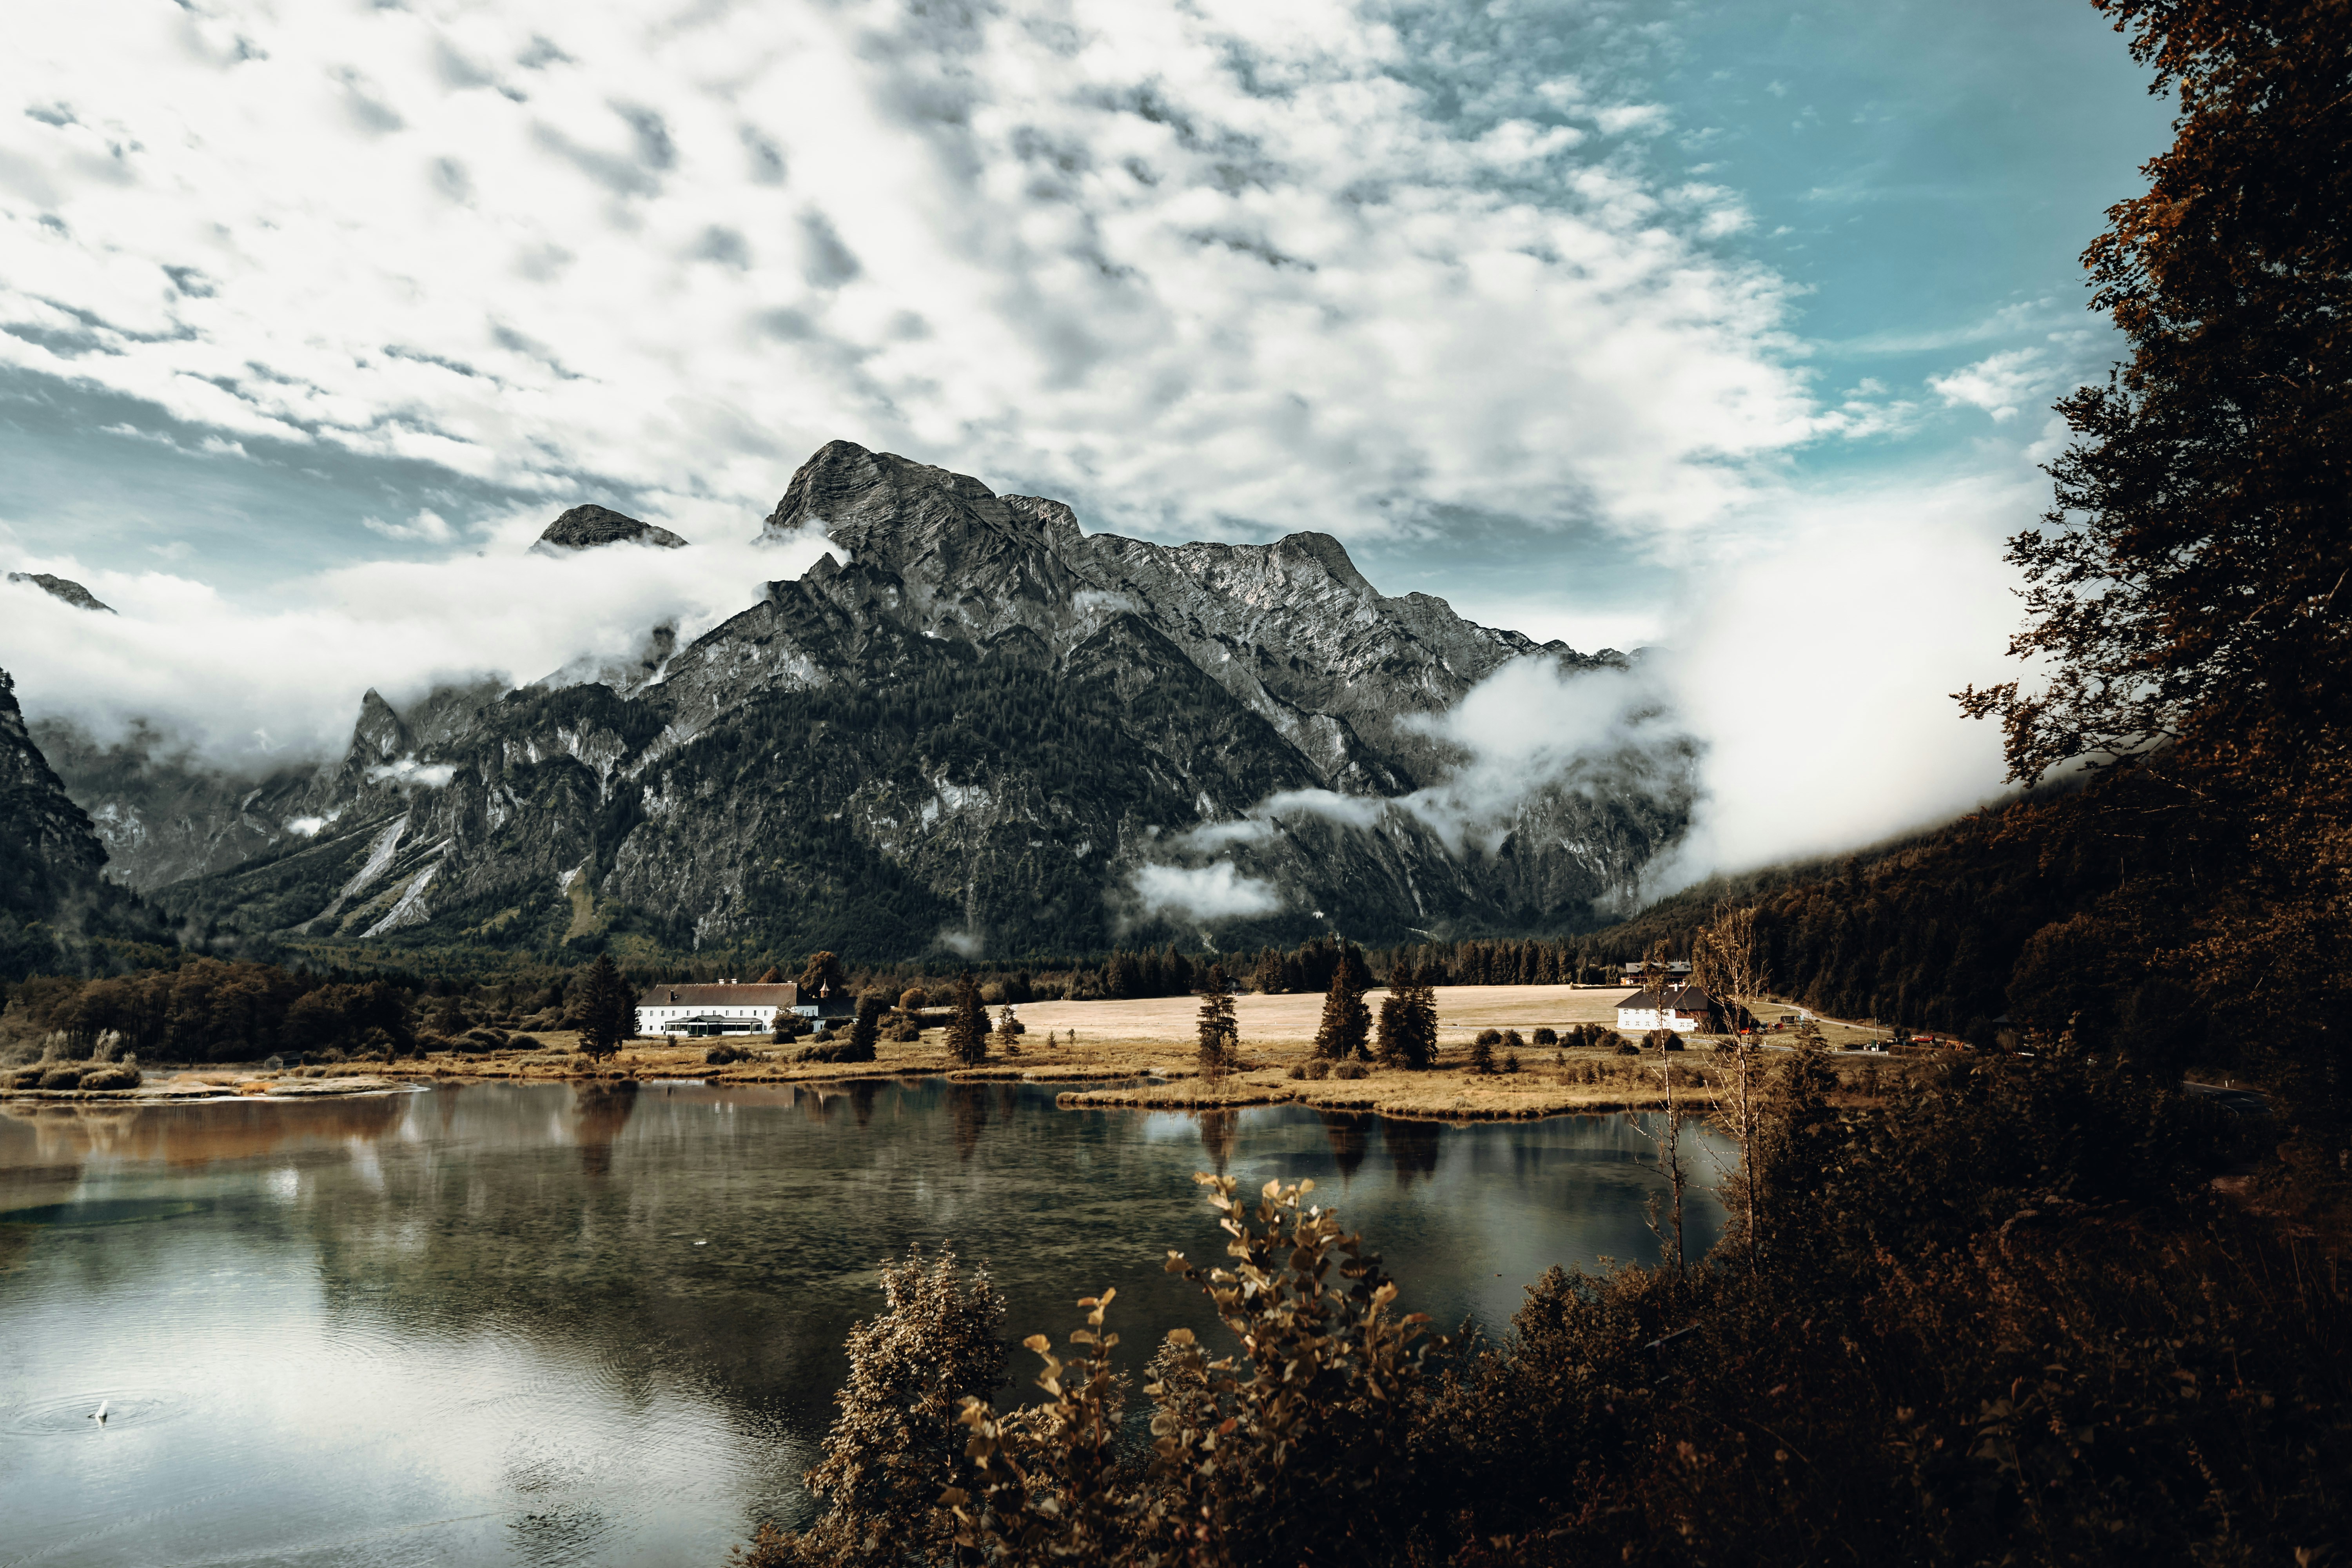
[31,441,1698,959]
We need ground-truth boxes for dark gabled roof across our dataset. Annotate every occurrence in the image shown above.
[637,983,800,1007]
[1617,983,1721,1012]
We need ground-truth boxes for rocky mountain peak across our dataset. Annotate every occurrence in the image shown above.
[7,571,115,613]
[763,440,1042,561]
[535,505,690,552]
[352,690,410,762]
[1270,532,1378,600]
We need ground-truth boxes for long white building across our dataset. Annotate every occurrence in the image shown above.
[634,981,801,1037]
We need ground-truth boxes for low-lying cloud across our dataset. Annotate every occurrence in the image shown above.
[1,520,839,765]
[1130,861,1285,923]
[1149,461,2034,906]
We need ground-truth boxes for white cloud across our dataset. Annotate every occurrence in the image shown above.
[1927,347,2058,423]
[0,526,840,763]
[1640,467,2033,887]
[0,0,1820,553]
[1131,861,1284,922]
[361,509,456,544]
[366,755,458,788]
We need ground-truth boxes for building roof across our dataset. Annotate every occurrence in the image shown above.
[1620,960,1693,974]
[1617,983,1721,1013]
[637,982,800,1007]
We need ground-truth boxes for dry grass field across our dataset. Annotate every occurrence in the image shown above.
[0,987,1900,1122]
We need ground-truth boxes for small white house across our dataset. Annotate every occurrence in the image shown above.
[1616,982,1724,1034]
[635,982,800,1038]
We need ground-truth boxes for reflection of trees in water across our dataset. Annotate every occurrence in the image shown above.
[1,1095,404,1171]
[1197,1110,1238,1174]
[572,1085,639,1179]
[1318,1112,1370,1184]
[847,1081,879,1128]
[1383,1118,1442,1186]
[948,1084,989,1162]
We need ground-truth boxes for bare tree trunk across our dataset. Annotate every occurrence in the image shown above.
[1633,1057,1690,1277]
[1695,903,1769,1285]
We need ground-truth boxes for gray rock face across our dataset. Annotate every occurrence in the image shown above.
[0,668,110,924]
[65,441,1692,958]
[534,505,689,552]
[7,572,114,613]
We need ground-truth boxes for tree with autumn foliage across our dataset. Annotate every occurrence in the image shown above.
[1956,0,2352,1095]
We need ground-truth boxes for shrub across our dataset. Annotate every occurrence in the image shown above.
[1532,1026,1559,1047]
[1468,1032,1496,1074]
[759,1177,1440,1568]
[1502,1051,1520,1074]
[1614,1039,1640,1056]
[78,1064,142,1091]
[1474,1027,1503,1046]
[899,987,929,1013]
[39,1065,85,1090]
[1334,1059,1369,1080]
[1300,1058,1332,1080]
[706,1043,750,1065]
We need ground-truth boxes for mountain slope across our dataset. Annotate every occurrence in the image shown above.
[0,668,174,978]
[61,441,1695,958]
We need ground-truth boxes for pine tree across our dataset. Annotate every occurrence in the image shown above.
[1251,949,1285,994]
[1197,964,1238,1079]
[946,971,988,1066]
[1376,984,1437,1071]
[574,953,634,1061]
[1311,959,1370,1060]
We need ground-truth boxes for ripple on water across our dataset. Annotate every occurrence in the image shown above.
[2,1389,188,1437]
[0,1197,209,1228]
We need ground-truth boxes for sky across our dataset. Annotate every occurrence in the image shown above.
[0,0,2174,884]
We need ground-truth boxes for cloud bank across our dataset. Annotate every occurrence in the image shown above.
[1,523,839,760]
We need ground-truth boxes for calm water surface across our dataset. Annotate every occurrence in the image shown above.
[0,1079,1727,1566]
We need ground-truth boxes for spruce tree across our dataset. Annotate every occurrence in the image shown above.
[1376,984,1437,1071]
[946,971,987,1066]
[1311,960,1370,1060]
[1197,964,1238,1079]
[572,954,636,1061]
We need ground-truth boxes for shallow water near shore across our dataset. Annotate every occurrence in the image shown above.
[0,1079,1728,1567]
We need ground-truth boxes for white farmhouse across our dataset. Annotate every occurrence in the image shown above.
[1616,981,1726,1034]
[635,981,801,1038]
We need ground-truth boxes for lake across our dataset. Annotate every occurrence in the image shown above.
[0,1079,1729,1566]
